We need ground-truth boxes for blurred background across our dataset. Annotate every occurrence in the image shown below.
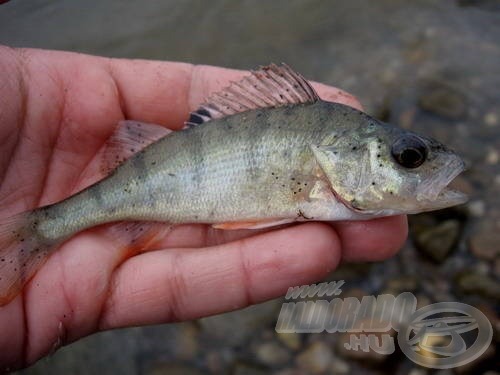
[1,0,499,374]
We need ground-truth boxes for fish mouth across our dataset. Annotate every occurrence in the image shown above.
[416,155,468,210]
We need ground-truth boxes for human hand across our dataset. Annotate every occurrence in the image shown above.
[0,47,407,370]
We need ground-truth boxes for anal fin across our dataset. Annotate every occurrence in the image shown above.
[104,221,172,257]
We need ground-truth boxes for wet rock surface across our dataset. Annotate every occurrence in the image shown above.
[470,221,500,260]
[1,0,498,374]
[412,219,462,262]
[418,82,468,120]
[295,342,334,374]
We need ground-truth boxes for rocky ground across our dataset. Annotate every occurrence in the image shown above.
[0,0,498,374]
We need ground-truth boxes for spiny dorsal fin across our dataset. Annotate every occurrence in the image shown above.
[186,63,320,127]
[101,120,172,174]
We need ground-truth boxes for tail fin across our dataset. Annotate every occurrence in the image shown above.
[0,209,173,306]
[0,211,55,306]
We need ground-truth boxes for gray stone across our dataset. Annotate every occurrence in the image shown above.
[418,83,467,119]
[385,275,418,294]
[232,363,267,375]
[276,332,302,351]
[486,148,499,165]
[175,322,200,360]
[329,357,351,374]
[254,341,291,367]
[205,349,235,375]
[199,299,282,346]
[147,362,206,375]
[495,174,500,187]
[408,369,428,375]
[456,272,500,301]
[467,200,486,218]
[413,219,461,262]
[469,223,500,260]
[484,112,499,127]
[273,369,305,375]
[495,258,500,279]
[296,342,334,374]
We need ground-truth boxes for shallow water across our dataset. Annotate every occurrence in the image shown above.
[1,0,499,373]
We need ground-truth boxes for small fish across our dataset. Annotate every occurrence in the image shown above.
[0,64,467,305]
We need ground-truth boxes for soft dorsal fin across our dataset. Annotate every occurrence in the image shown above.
[101,120,172,174]
[186,63,320,127]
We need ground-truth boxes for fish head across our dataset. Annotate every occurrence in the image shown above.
[311,123,468,215]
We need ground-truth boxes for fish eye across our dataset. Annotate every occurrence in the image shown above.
[391,135,428,169]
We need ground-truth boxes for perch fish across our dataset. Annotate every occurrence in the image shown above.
[0,64,467,305]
